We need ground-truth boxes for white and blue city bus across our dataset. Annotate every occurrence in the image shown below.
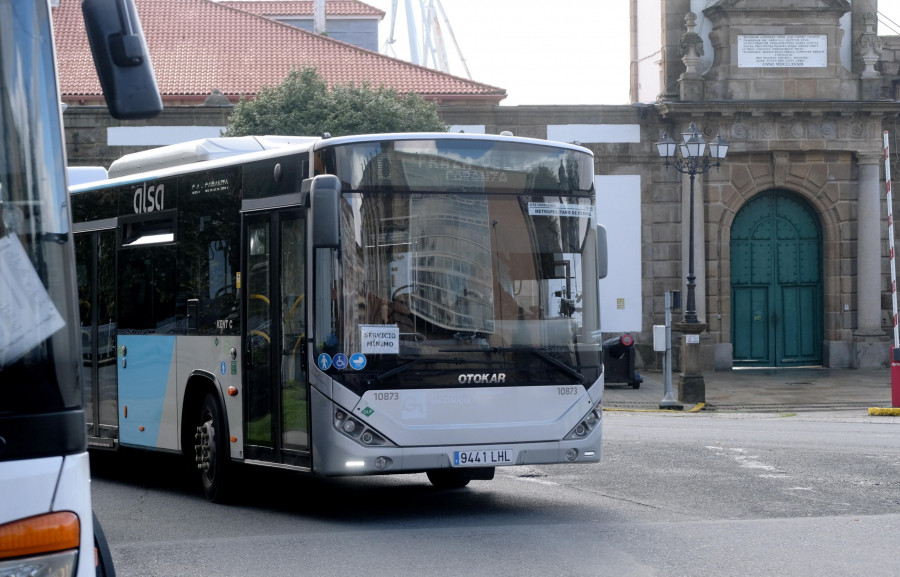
[0,0,160,574]
[70,132,608,501]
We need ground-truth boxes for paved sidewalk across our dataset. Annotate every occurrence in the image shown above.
[603,367,897,412]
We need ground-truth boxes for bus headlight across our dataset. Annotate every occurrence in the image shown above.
[333,408,393,448]
[0,550,79,577]
[564,401,602,440]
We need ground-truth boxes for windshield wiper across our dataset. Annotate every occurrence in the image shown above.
[368,357,465,384]
[532,350,585,384]
[370,358,424,383]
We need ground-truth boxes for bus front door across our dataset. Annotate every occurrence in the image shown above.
[75,228,119,447]
[242,210,310,468]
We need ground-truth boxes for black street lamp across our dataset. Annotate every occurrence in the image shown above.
[656,123,729,324]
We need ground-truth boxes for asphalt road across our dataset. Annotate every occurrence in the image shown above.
[89,410,900,577]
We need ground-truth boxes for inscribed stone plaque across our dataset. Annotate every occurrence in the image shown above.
[738,35,827,68]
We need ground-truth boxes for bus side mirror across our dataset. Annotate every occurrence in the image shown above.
[82,0,163,119]
[596,225,608,279]
[310,175,341,248]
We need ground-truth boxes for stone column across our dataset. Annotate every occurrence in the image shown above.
[661,0,693,101]
[854,152,887,367]
[857,152,884,336]
[675,322,706,403]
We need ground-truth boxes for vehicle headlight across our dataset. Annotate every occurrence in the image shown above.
[564,400,603,440]
[0,512,80,577]
[333,408,394,447]
[0,550,79,577]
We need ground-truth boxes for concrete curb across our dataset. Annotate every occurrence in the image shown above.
[602,402,704,414]
[604,402,886,413]
[602,407,680,414]
[867,407,900,416]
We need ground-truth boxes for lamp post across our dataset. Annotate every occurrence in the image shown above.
[655,124,728,405]
[656,123,729,324]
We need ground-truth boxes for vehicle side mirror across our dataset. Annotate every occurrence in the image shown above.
[82,0,162,119]
[310,175,342,248]
[596,225,608,279]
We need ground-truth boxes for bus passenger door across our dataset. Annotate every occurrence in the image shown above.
[242,210,309,467]
[75,229,118,447]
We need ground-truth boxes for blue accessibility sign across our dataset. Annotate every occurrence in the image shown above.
[220,361,227,375]
[349,353,367,370]
[317,353,333,370]
[333,353,349,370]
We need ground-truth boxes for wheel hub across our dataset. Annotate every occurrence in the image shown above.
[195,419,216,474]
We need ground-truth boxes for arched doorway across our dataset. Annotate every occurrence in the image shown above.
[730,190,823,367]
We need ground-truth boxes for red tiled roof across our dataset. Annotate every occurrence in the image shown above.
[219,1,384,18]
[52,0,504,104]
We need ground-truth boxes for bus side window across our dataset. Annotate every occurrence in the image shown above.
[117,245,177,332]
[176,171,241,335]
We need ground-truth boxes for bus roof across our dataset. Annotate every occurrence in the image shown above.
[314,131,592,154]
[103,132,593,183]
[107,135,320,178]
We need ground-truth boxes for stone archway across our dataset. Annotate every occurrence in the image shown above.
[730,189,824,367]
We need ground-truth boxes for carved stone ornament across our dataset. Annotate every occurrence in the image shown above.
[857,12,883,79]
[679,12,705,78]
[679,12,705,58]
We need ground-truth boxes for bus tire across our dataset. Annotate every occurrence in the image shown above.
[196,392,232,503]
[93,511,116,577]
[427,467,494,489]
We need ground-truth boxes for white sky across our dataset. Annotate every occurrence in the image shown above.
[877,4,900,36]
[364,0,900,107]
[365,1,631,106]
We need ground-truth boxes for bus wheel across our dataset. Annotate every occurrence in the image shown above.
[196,393,231,502]
[427,469,470,489]
[93,511,116,577]
[427,467,494,489]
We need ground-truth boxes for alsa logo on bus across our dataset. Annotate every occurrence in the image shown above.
[133,182,165,214]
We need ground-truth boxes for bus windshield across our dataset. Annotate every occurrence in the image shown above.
[313,139,602,395]
[0,0,80,416]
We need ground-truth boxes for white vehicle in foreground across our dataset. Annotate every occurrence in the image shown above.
[0,0,160,575]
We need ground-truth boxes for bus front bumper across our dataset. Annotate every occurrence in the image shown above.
[311,417,603,477]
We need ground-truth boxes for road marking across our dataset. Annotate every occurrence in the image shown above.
[733,455,778,471]
[705,446,788,478]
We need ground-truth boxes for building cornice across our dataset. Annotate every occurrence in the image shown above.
[655,101,900,118]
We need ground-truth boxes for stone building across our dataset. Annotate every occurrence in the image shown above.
[632,0,900,372]
[443,0,900,376]
[56,0,900,379]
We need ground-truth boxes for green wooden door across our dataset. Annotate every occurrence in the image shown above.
[731,191,823,366]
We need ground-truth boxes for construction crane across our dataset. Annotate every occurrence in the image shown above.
[383,0,471,79]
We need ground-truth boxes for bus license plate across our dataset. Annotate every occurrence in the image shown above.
[452,449,515,467]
